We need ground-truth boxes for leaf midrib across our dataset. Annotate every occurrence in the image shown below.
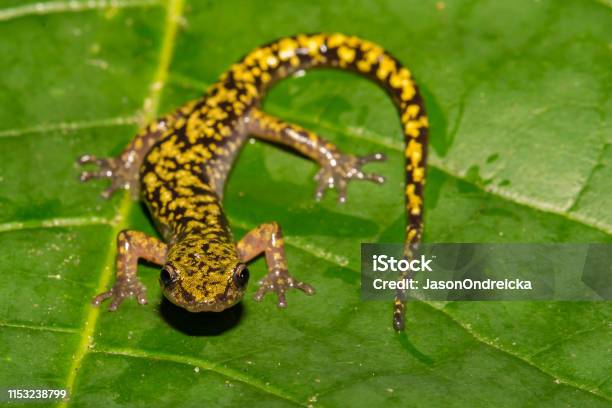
[57,0,184,406]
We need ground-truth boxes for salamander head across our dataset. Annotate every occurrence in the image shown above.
[159,236,249,312]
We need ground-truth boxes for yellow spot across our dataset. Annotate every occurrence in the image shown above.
[363,47,383,64]
[405,184,422,215]
[405,140,423,175]
[299,34,325,55]
[401,83,416,101]
[147,148,160,163]
[160,187,172,206]
[357,60,371,72]
[376,57,396,81]
[278,38,298,60]
[419,115,429,128]
[404,120,422,138]
[327,33,347,48]
[407,229,417,241]
[413,166,425,183]
[402,104,420,122]
[389,68,411,89]
[338,46,356,64]
[266,55,279,68]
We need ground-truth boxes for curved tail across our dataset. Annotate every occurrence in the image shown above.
[225,33,428,329]
[230,33,427,250]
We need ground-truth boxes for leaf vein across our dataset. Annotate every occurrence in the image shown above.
[0,116,138,139]
[93,347,307,407]
[0,216,113,234]
[0,321,78,334]
[427,303,611,402]
[0,0,162,23]
[528,322,610,359]
[567,142,610,213]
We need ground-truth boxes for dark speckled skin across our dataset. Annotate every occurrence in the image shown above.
[78,33,428,330]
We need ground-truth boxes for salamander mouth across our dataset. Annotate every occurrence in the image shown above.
[183,300,238,313]
[163,289,243,312]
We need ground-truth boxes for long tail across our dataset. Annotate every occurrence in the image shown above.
[226,33,428,330]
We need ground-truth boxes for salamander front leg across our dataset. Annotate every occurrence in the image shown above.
[77,103,195,199]
[77,114,176,199]
[237,222,315,307]
[248,108,386,203]
[313,152,386,203]
[93,230,167,311]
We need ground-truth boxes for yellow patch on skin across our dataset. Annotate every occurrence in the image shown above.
[402,104,420,122]
[346,35,360,47]
[357,60,371,72]
[401,83,416,101]
[160,187,172,206]
[338,46,356,64]
[405,139,422,172]
[175,187,194,197]
[146,147,160,164]
[143,172,158,187]
[419,116,429,128]
[278,38,298,60]
[266,55,279,68]
[299,34,325,55]
[389,68,411,89]
[364,47,383,64]
[404,120,422,138]
[407,228,417,242]
[405,184,422,215]
[413,166,425,183]
[376,57,396,81]
[327,33,347,48]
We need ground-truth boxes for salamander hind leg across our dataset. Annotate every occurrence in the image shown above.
[93,230,167,311]
[248,109,387,203]
[237,222,315,307]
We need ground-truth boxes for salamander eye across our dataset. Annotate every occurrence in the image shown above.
[160,266,177,286]
[233,265,249,288]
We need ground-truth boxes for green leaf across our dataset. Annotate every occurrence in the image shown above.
[0,0,610,406]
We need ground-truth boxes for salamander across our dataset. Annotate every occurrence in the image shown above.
[78,33,428,330]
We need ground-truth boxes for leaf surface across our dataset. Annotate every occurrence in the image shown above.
[0,0,610,406]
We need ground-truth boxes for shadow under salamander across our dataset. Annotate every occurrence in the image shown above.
[159,297,244,336]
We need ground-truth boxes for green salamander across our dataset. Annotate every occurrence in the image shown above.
[78,33,428,330]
